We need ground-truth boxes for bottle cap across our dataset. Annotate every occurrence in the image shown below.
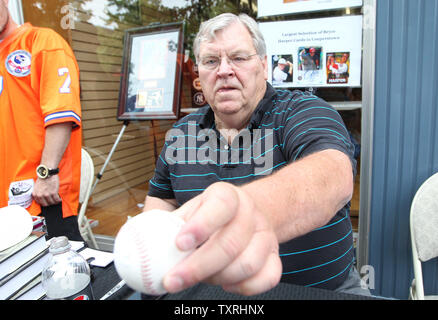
[49,236,72,254]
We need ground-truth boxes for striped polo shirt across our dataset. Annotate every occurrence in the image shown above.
[148,83,356,290]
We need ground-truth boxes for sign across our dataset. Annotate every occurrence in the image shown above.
[257,0,363,17]
[259,15,363,88]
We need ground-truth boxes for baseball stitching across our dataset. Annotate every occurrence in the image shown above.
[124,222,161,295]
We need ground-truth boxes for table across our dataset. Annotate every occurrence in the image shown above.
[91,263,378,301]
[159,282,377,300]
[90,262,133,300]
[142,283,379,318]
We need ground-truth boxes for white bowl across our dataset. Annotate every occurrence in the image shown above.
[0,205,33,251]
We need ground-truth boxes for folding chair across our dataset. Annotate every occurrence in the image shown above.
[78,148,99,249]
[409,172,438,299]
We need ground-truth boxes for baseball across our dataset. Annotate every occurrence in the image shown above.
[113,209,193,295]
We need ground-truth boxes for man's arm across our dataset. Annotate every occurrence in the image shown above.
[163,148,353,296]
[243,149,353,243]
[144,195,178,212]
[32,123,72,207]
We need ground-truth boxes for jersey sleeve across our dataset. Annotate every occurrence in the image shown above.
[31,29,81,128]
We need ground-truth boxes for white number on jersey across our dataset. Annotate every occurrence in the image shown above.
[0,76,3,96]
[58,67,71,94]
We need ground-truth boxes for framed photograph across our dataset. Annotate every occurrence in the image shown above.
[117,22,184,120]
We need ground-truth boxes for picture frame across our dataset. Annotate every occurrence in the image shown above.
[117,22,184,120]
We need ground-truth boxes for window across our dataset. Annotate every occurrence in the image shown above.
[21,0,364,241]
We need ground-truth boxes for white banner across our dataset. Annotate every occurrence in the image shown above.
[257,0,363,18]
[259,15,363,88]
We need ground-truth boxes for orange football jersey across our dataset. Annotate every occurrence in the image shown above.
[0,23,82,218]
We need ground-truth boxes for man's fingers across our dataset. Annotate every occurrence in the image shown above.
[33,192,61,207]
[164,185,256,293]
[164,182,278,296]
[206,230,277,286]
[222,249,282,296]
[164,227,251,293]
[173,196,201,221]
[174,183,240,251]
[164,206,254,293]
[32,177,61,207]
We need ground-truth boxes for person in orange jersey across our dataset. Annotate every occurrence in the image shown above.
[0,0,83,241]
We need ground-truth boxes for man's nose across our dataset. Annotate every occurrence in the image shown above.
[216,56,235,77]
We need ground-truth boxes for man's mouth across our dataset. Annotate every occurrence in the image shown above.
[216,86,237,93]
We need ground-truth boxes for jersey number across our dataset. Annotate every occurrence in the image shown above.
[0,76,3,96]
[58,67,71,93]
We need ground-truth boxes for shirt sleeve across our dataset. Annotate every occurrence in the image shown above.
[148,142,176,199]
[280,93,356,172]
[32,29,81,128]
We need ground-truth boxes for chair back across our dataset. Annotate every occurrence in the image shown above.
[409,172,438,299]
[78,148,94,224]
[410,172,438,262]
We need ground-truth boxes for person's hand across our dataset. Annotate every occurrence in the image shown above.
[32,176,61,207]
[163,182,282,296]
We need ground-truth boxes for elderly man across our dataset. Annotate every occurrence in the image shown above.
[145,13,368,297]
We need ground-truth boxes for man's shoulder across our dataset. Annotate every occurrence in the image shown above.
[272,89,334,115]
[25,24,71,53]
[25,24,62,40]
[274,89,320,106]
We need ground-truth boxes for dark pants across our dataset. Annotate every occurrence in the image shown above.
[40,202,84,241]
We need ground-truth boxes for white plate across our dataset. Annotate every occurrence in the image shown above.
[0,205,33,251]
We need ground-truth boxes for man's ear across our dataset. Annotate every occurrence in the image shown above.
[262,55,268,80]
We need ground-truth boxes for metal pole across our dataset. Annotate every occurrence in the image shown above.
[90,121,130,195]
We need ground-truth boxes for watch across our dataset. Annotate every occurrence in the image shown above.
[36,164,59,179]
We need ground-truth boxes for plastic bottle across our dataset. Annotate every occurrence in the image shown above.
[41,236,94,300]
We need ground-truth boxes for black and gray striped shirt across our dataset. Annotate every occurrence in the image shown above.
[148,83,356,290]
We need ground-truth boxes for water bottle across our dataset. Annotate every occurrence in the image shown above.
[41,236,94,300]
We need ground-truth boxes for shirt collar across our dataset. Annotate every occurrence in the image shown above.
[198,82,277,130]
[199,106,215,129]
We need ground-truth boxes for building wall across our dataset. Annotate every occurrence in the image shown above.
[368,0,438,299]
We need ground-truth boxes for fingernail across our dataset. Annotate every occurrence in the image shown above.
[165,275,184,292]
[177,233,196,251]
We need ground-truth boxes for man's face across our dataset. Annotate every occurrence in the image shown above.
[0,0,10,37]
[197,22,268,121]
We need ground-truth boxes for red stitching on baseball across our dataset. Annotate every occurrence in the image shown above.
[124,222,160,295]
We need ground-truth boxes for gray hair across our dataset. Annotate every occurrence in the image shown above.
[193,13,267,63]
